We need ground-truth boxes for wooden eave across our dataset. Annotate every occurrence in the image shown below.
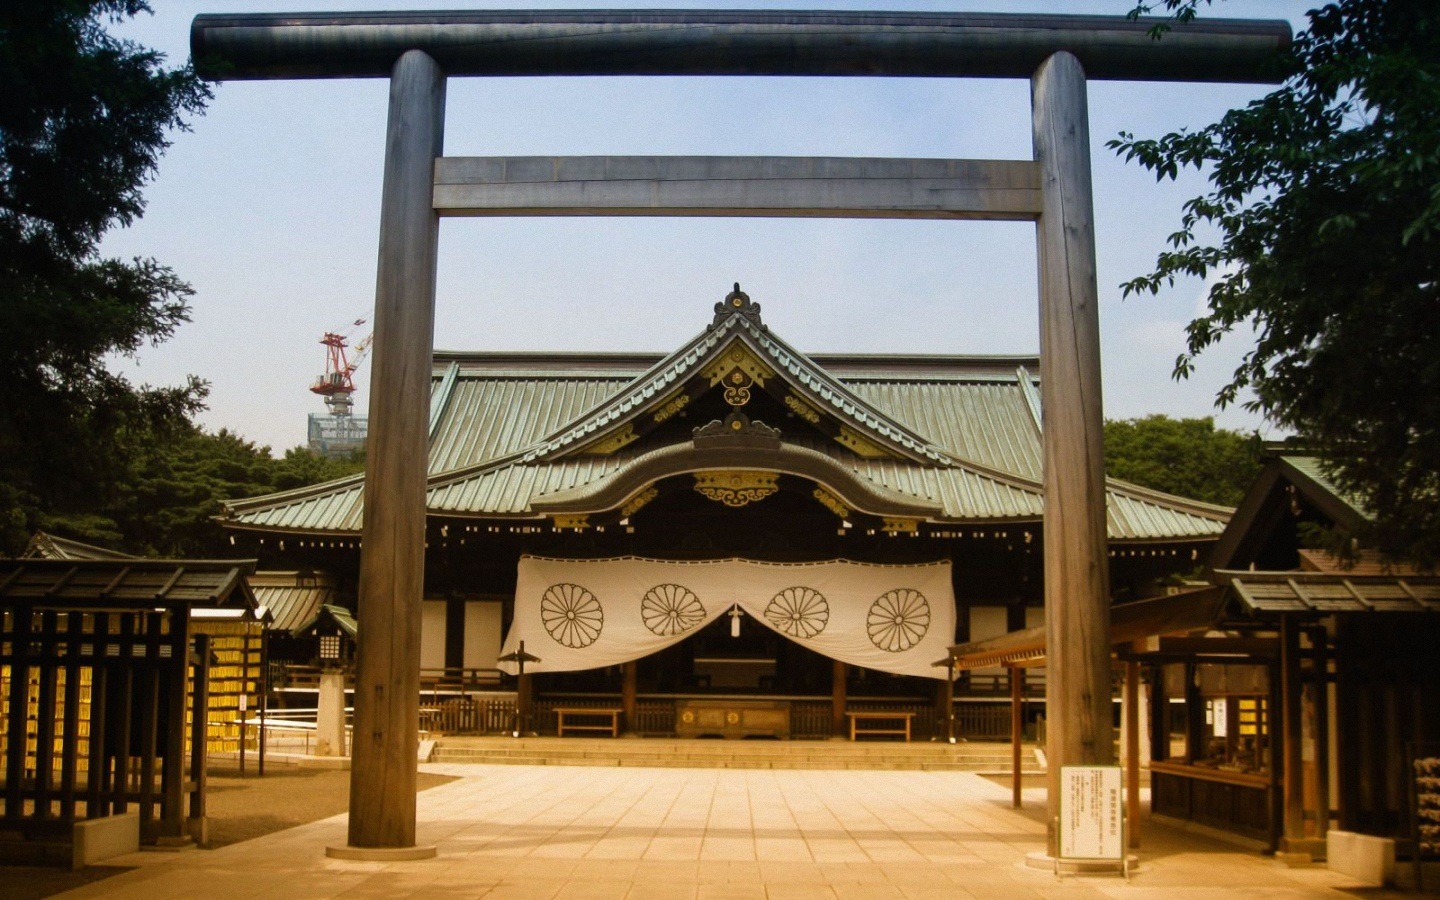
[1214,569,1440,615]
[943,585,1229,670]
[0,558,261,612]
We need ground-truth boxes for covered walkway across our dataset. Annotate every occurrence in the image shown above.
[54,764,1395,898]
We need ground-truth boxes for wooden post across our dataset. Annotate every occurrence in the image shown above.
[1310,625,1330,839]
[516,672,533,736]
[256,627,267,777]
[113,616,136,816]
[189,633,211,841]
[1147,664,1165,763]
[1123,660,1141,848]
[1011,665,1023,809]
[239,627,249,777]
[1033,50,1113,856]
[3,604,30,821]
[1183,663,1204,764]
[1268,656,1284,852]
[1280,616,1304,848]
[938,663,955,743]
[344,48,446,854]
[621,661,638,735]
[832,659,847,738]
[34,614,57,820]
[86,617,109,818]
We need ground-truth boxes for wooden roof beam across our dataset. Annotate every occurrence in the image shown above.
[434,156,1042,221]
[191,10,1290,84]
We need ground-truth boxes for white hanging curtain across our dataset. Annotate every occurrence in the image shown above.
[497,555,955,680]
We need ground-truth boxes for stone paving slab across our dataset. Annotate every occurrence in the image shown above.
[53,765,1401,899]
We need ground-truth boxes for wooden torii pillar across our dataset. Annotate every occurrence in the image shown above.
[190,10,1290,857]
[1033,51,1116,851]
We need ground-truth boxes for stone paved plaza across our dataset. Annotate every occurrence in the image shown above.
[55,764,1397,898]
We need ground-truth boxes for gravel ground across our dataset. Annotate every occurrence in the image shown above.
[1,763,457,899]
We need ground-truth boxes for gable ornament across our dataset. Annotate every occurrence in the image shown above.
[692,410,781,450]
[711,282,764,329]
[693,470,779,508]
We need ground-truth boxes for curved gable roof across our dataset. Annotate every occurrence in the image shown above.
[522,289,954,467]
[220,289,1231,543]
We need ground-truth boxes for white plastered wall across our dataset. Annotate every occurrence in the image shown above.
[464,600,503,670]
[421,600,447,671]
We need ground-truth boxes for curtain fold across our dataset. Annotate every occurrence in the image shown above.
[498,555,955,680]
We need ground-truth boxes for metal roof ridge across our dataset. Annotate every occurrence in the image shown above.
[428,360,461,440]
[1277,455,1372,523]
[737,318,955,466]
[1102,476,1236,519]
[219,470,365,518]
[1016,365,1043,438]
[522,316,743,460]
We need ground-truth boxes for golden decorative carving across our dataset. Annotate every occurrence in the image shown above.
[881,518,920,534]
[722,369,753,407]
[620,486,659,518]
[652,389,691,424]
[693,470,779,508]
[784,393,822,424]
[580,423,637,455]
[552,514,590,531]
[836,426,893,459]
[700,343,775,387]
[812,487,850,519]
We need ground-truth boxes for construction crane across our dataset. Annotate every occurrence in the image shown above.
[310,319,373,417]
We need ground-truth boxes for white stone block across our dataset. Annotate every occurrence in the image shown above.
[1326,830,1395,886]
[72,811,139,870]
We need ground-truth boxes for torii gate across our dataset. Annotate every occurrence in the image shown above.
[192,10,1289,859]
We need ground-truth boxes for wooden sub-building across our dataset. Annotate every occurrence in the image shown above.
[947,448,1440,859]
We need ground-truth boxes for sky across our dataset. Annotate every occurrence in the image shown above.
[100,0,1318,454]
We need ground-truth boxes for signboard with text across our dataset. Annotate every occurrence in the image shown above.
[1059,765,1123,861]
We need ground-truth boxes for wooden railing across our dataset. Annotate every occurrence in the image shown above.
[419,666,506,697]
[954,704,1012,740]
[425,697,516,735]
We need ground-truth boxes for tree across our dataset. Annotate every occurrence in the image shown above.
[1113,1,1440,566]
[45,424,365,558]
[0,2,210,555]
[1104,415,1261,508]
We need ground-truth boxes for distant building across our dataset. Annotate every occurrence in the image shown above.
[307,412,367,459]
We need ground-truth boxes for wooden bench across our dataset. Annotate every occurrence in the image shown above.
[846,711,916,742]
[554,707,623,737]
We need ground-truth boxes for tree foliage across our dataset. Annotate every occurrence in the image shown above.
[0,2,210,554]
[1113,1,1440,565]
[1104,415,1261,508]
[43,425,364,558]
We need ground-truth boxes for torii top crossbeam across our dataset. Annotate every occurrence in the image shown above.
[191,9,1290,83]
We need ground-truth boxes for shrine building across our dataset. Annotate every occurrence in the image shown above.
[219,287,1231,737]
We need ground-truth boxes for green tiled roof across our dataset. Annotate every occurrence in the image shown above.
[1280,455,1371,521]
[222,302,1231,542]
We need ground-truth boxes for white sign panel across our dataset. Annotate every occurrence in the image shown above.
[1059,766,1123,861]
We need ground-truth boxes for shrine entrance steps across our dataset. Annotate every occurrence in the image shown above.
[431,736,1044,772]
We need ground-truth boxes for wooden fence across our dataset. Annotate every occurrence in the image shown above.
[1,605,206,846]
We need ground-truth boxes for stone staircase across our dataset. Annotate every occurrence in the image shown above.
[430,736,1044,772]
